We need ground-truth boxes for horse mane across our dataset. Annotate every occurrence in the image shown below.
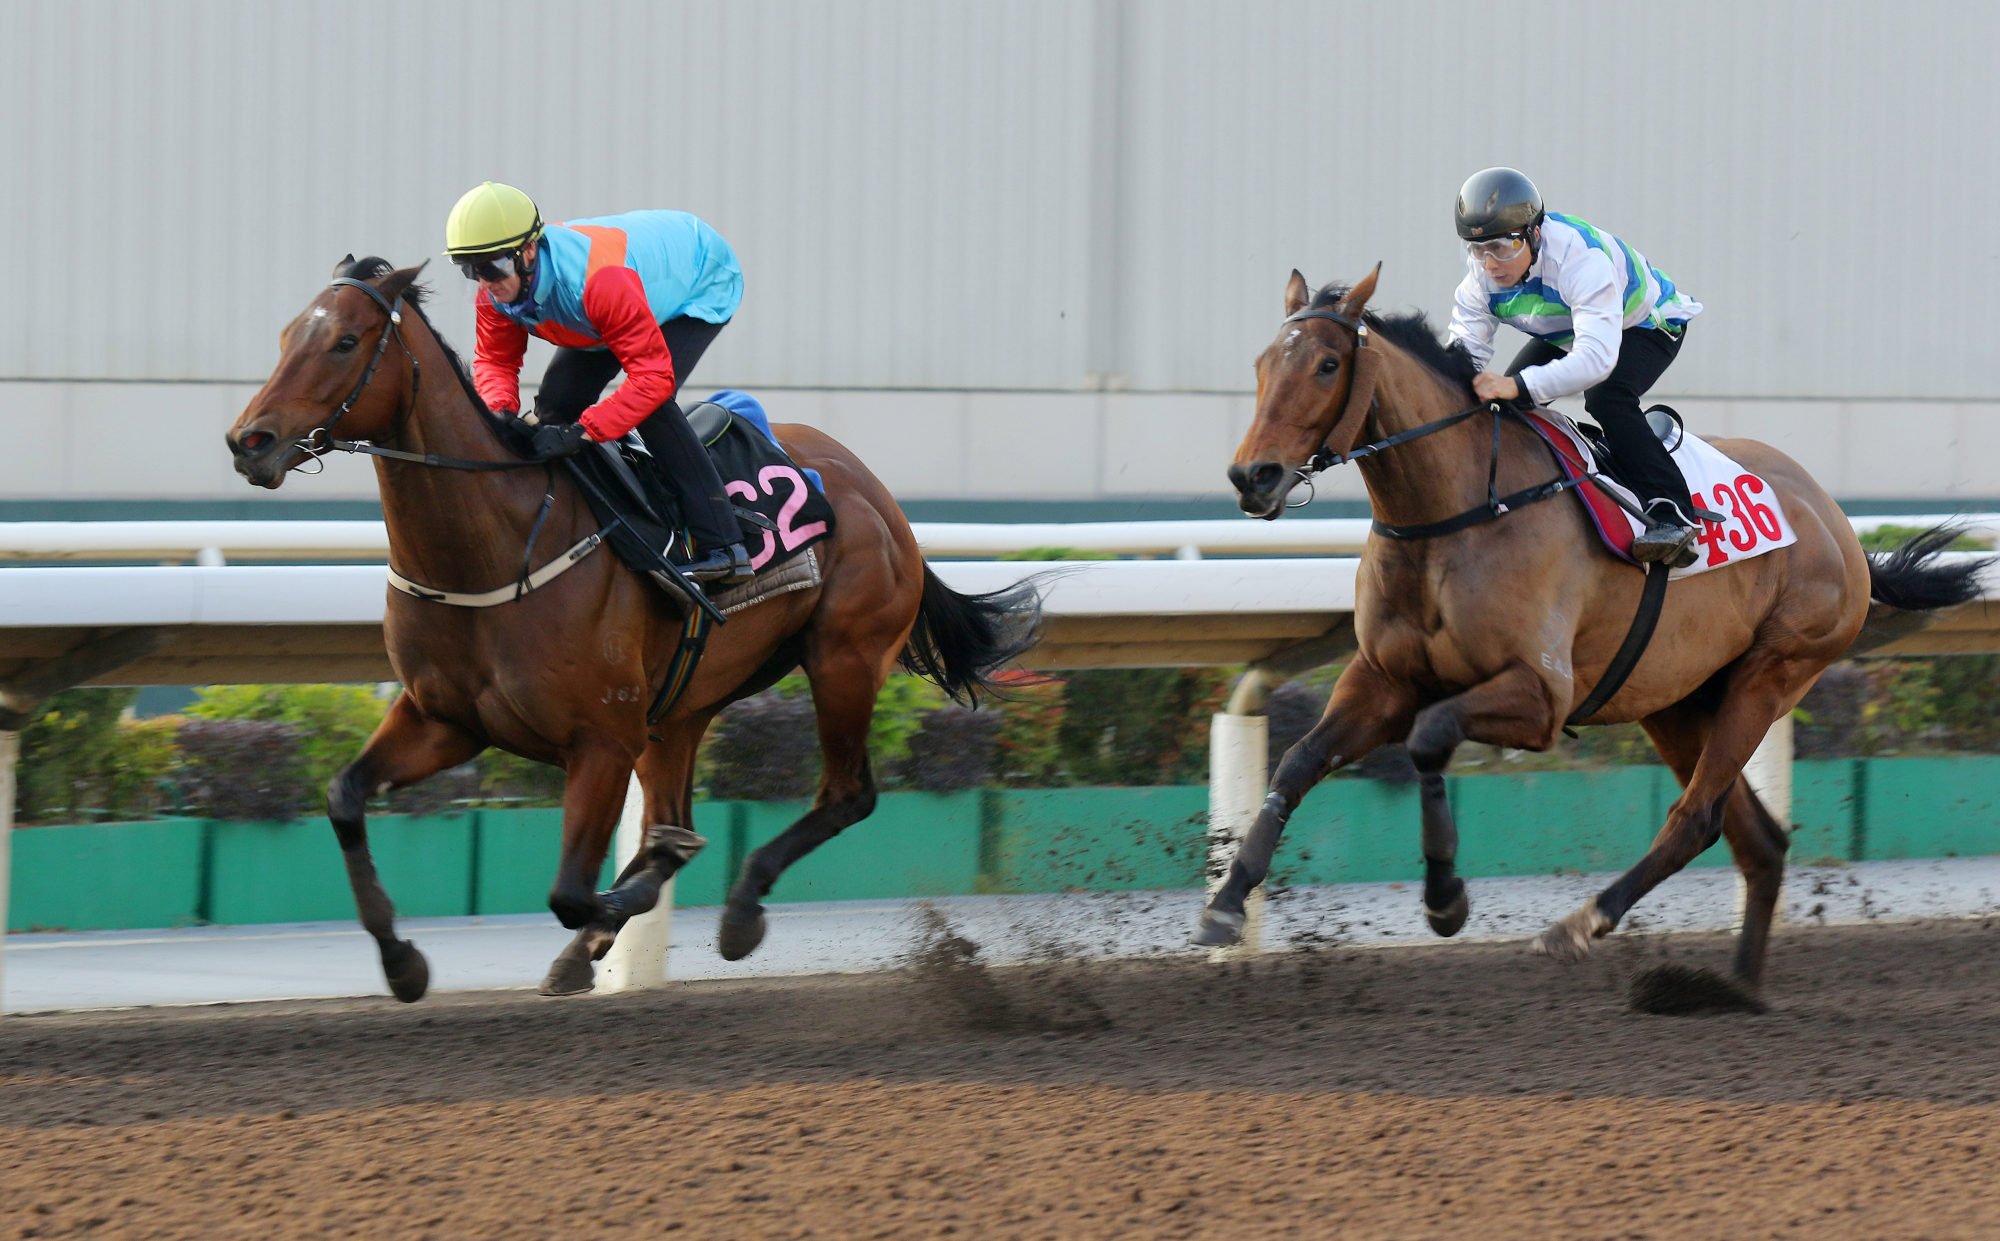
[1310,283,1479,395]
[337,255,529,451]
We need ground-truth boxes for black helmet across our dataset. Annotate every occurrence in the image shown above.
[1455,167,1544,240]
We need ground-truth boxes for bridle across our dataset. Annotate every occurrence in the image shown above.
[1272,305,1587,539]
[291,276,542,475]
[291,276,424,470]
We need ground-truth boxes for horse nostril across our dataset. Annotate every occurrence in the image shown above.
[1251,463,1285,492]
[239,430,274,454]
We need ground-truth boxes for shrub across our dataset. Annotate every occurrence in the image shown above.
[702,692,821,801]
[899,705,1003,791]
[991,678,1067,785]
[1055,667,1231,786]
[186,684,387,796]
[13,688,162,823]
[175,719,310,821]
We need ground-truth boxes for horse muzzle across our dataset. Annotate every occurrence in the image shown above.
[226,423,294,489]
[1227,460,1292,521]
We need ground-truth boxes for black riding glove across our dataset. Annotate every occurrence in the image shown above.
[531,421,591,460]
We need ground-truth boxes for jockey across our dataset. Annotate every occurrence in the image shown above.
[1446,167,1708,568]
[444,181,753,583]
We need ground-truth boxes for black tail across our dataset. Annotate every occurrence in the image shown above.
[899,565,1046,706]
[1866,523,1991,612]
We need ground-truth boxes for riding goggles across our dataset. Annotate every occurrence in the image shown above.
[454,252,520,283]
[1465,234,1528,263]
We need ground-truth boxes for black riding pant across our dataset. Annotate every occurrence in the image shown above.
[535,316,739,550]
[1508,324,1695,522]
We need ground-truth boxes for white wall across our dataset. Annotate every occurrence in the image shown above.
[2,0,1991,503]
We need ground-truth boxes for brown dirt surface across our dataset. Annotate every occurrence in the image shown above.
[3,917,1998,1240]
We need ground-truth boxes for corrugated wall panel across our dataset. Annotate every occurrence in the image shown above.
[1108,0,2000,398]
[2,1,1994,399]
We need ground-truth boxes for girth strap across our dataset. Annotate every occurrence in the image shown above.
[1564,561,1671,729]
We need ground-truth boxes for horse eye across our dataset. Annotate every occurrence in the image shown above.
[333,334,359,354]
[1318,357,1339,376]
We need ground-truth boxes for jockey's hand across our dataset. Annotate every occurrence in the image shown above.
[1472,372,1523,404]
[531,421,591,460]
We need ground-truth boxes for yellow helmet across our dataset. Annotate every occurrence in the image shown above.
[444,181,542,257]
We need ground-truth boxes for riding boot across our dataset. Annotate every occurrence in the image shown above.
[636,403,754,583]
[1631,500,1699,569]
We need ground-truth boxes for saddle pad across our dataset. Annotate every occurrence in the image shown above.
[1523,412,1798,578]
[707,544,825,616]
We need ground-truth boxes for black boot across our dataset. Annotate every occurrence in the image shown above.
[1631,502,1698,569]
[680,541,754,583]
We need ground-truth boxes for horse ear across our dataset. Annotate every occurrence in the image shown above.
[378,261,430,303]
[1340,262,1383,316]
[1284,269,1310,316]
[332,253,356,277]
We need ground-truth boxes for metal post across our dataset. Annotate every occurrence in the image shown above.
[600,773,671,991]
[1,730,17,1013]
[1208,711,1268,957]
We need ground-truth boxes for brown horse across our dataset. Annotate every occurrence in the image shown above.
[226,257,1040,1001]
[1196,266,1984,1005]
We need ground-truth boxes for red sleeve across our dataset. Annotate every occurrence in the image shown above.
[472,293,528,413]
[576,266,677,441]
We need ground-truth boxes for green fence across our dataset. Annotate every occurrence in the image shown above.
[11,757,2000,932]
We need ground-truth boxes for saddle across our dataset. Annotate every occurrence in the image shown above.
[1521,404,1795,576]
[564,391,836,610]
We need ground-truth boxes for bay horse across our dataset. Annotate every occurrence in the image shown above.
[1196,266,1985,1005]
[226,257,1040,1001]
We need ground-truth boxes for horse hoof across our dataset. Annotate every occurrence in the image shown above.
[718,908,767,961]
[1425,885,1470,938]
[1189,907,1246,948]
[538,951,597,997]
[380,938,430,1003]
[1532,902,1612,964]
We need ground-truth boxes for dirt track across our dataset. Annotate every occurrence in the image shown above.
[3,918,1997,1239]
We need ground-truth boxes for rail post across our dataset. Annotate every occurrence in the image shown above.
[600,774,672,991]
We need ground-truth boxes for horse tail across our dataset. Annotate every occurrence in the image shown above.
[1865,523,1991,612]
[899,564,1047,706]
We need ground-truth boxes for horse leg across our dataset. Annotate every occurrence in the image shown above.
[1193,657,1417,946]
[1720,779,1790,989]
[1631,700,1790,989]
[541,721,709,996]
[1402,662,1563,938]
[719,655,885,962]
[545,740,638,932]
[327,695,484,1003]
[1535,657,1805,966]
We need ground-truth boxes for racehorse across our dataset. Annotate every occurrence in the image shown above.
[1196,266,1985,1005]
[226,257,1040,1001]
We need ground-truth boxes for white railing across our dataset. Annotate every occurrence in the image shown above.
[2,513,1996,564]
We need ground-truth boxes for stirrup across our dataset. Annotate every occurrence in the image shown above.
[681,543,754,583]
[1632,522,1697,568]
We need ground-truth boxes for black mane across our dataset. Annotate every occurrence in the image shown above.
[1310,283,1479,392]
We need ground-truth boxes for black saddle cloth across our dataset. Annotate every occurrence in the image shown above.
[562,400,836,585]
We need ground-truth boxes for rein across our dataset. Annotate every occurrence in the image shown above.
[294,278,545,475]
[1279,306,1585,539]
[290,275,600,607]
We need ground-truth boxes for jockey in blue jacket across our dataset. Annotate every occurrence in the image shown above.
[445,181,752,583]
